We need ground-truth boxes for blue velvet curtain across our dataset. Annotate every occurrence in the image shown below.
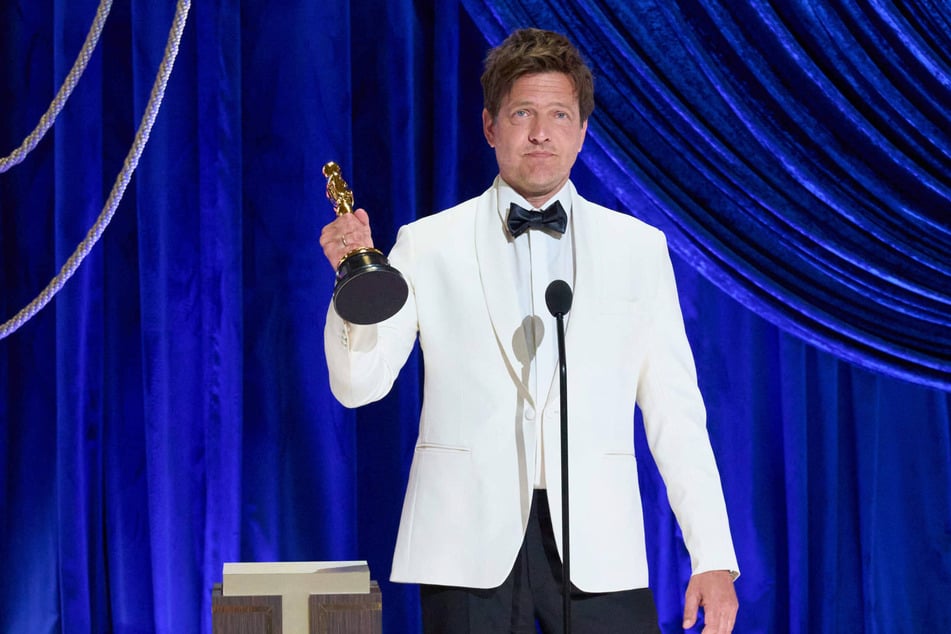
[462,0,951,390]
[1,1,949,633]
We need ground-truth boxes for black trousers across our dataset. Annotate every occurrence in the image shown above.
[420,490,661,634]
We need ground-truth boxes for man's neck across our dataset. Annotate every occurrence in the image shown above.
[499,178,571,211]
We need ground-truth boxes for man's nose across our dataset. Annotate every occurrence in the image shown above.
[528,118,550,143]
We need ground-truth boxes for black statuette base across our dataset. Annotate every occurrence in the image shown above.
[333,248,408,325]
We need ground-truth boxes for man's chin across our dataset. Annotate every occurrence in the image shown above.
[521,178,567,200]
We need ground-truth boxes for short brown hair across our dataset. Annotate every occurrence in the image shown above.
[481,28,595,124]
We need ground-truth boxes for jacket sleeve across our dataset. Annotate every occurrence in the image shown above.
[636,234,740,578]
[323,225,419,408]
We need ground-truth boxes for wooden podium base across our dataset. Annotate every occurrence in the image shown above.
[310,585,382,634]
[212,582,381,634]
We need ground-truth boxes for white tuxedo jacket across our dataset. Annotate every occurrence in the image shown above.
[324,181,738,592]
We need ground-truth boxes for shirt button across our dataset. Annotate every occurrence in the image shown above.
[524,407,535,420]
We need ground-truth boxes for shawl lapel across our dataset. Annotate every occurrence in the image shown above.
[473,186,535,407]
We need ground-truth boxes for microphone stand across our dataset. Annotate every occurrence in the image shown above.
[546,279,573,634]
[555,306,571,634]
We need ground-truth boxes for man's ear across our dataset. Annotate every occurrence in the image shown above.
[482,109,496,148]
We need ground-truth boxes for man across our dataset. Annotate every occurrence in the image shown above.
[321,28,738,633]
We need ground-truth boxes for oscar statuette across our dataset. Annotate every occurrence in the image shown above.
[322,161,408,324]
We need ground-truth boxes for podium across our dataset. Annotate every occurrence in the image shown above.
[212,561,382,634]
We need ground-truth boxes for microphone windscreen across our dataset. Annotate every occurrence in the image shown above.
[545,280,573,316]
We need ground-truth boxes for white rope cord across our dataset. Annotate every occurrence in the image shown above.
[0,0,192,340]
[0,0,113,173]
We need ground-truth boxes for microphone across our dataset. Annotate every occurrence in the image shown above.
[545,279,573,317]
[545,279,573,634]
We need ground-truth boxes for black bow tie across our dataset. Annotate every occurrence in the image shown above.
[506,200,568,238]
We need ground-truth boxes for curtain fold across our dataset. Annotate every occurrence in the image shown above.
[461,0,951,389]
[2,1,950,633]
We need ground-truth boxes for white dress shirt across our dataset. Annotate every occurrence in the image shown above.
[496,179,574,488]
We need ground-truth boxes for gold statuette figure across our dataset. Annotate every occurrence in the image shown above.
[324,161,355,216]
[322,161,408,325]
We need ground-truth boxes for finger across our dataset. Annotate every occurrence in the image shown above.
[319,219,357,267]
[334,212,373,246]
[703,605,737,634]
[321,216,364,244]
[319,222,345,252]
[349,211,373,246]
[353,208,371,226]
[332,213,365,234]
[682,592,700,630]
[699,611,725,634]
[703,619,734,634]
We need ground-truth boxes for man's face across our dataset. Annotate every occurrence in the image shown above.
[483,72,588,209]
